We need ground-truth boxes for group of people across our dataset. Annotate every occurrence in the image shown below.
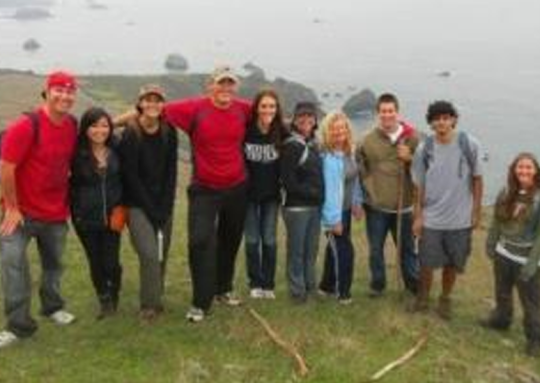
[0,67,538,358]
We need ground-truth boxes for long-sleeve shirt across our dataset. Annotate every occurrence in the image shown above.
[118,122,178,228]
[486,188,540,267]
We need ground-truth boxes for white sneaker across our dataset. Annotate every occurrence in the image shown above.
[48,310,76,326]
[262,290,276,300]
[215,292,243,307]
[186,307,205,323]
[250,288,264,299]
[0,330,18,349]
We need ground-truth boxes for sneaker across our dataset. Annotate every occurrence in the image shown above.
[436,296,452,321]
[48,310,76,326]
[0,330,18,349]
[262,290,276,300]
[96,301,116,321]
[139,308,160,324]
[338,297,353,306]
[186,307,205,323]
[215,292,243,307]
[249,288,264,299]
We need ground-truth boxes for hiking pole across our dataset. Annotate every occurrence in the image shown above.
[395,153,406,293]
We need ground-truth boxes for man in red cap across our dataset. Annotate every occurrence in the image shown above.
[0,70,79,349]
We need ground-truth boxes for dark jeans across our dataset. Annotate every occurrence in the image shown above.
[244,201,279,290]
[319,210,355,299]
[188,182,248,311]
[74,225,122,305]
[488,255,540,343]
[364,204,419,293]
[282,207,321,299]
[0,218,68,338]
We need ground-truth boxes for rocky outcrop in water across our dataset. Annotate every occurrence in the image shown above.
[342,88,377,117]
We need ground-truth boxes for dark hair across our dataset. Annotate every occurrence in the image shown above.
[377,93,400,112]
[290,101,318,138]
[426,101,459,124]
[495,152,540,221]
[250,88,287,147]
[77,107,114,170]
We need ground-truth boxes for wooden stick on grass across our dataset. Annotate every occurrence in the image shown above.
[369,332,429,382]
[247,307,309,378]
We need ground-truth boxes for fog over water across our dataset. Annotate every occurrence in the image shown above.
[1,0,540,201]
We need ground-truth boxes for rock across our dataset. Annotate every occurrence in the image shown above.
[342,88,377,118]
[437,71,452,78]
[321,92,331,98]
[242,62,266,80]
[22,38,40,52]
[86,0,108,10]
[164,53,189,72]
[11,7,51,20]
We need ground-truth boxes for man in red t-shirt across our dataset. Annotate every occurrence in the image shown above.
[164,66,251,322]
[0,70,78,348]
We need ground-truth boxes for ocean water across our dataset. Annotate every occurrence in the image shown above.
[1,0,540,201]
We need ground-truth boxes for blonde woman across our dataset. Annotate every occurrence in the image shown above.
[318,112,363,304]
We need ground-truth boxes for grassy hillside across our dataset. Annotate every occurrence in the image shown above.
[0,69,539,383]
[0,183,538,383]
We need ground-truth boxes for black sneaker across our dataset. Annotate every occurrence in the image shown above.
[478,317,510,332]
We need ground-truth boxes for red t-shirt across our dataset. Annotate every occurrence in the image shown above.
[1,108,77,222]
[164,97,252,189]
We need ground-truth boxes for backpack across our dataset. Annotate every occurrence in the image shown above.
[421,131,476,178]
[0,112,41,158]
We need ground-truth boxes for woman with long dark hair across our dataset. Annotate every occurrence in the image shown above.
[118,85,178,323]
[70,107,123,320]
[244,89,286,299]
[482,152,540,357]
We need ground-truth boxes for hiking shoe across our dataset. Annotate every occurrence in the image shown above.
[526,342,540,358]
[186,307,205,323]
[48,310,76,326]
[0,330,18,349]
[139,308,160,324]
[262,290,276,300]
[249,288,264,299]
[215,292,243,307]
[478,317,510,332]
[368,289,384,299]
[317,289,335,299]
[96,301,117,321]
[436,296,452,321]
[407,296,429,313]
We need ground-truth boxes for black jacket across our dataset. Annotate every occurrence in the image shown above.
[70,144,123,230]
[280,132,324,208]
[244,123,281,202]
[118,121,178,229]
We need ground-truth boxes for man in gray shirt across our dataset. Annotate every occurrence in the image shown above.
[410,101,483,320]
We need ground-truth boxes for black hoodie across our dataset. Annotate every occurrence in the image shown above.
[244,123,281,202]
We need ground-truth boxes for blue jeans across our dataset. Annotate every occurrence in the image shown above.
[319,210,355,299]
[0,218,68,337]
[364,204,419,293]
[244,201,279,290]
[282,207,321,299]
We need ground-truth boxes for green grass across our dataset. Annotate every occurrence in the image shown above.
[0,191,539,383]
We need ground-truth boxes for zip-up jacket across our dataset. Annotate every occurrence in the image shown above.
[70,145,123,230]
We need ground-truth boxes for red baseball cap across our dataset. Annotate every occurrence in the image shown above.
[45,70,78,91]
